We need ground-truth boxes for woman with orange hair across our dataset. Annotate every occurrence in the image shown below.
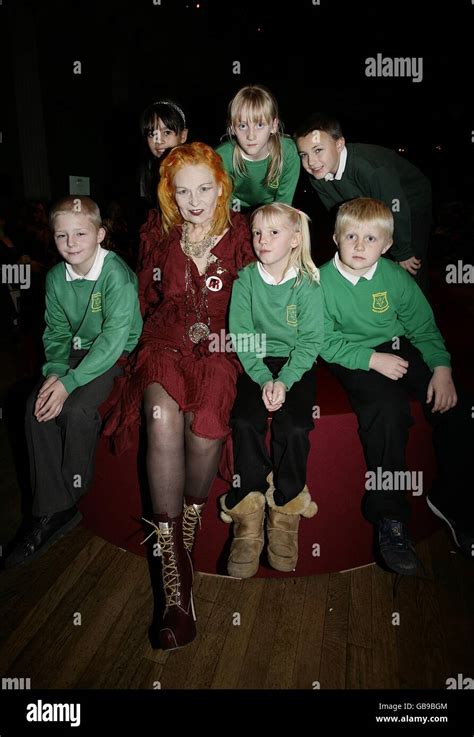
[103,142,255,651]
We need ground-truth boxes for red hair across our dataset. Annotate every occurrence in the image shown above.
[158,142,232,235]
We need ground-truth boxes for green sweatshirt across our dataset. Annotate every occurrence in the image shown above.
[229,262,324,389]
[319,256,450,371]
[309,143,432,261]
[43,251,143,393]
[216,136,300,208]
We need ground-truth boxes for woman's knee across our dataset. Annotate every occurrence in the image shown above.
[184,415,222,453]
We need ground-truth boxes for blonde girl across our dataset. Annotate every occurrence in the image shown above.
[216,85,300,210]
[220,203,323,577]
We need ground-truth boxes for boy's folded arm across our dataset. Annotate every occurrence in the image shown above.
[319,306,374,371]
[42,278,72,378]
[368,167,413,261]
[229,272,273,388]
[278,283,324,390]
[60,278,141,394]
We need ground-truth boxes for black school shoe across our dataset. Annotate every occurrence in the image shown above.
[2,506,82,570]
[377,518,423,575]
[427,497,474,559]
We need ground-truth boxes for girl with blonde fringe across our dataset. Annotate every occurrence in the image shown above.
[216,85,300,210]
[221,203,323,577]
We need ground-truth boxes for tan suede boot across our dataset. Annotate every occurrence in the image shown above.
[220,492,265,578]
[265,480,318,572]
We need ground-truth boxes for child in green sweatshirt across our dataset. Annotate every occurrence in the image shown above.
[319,197,473,575]
[216,84,300,210]
[220,203,323,578]
[4,196,142,569]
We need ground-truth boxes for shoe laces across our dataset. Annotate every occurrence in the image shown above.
[380,519,411,549]
[21,516,50,542]
[182,503,204,552]
[141,518,180,606]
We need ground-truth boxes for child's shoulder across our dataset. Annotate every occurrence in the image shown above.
[318,258,337,279]
[215,139,233,160]
[294,271,322,293]
[45,261,66,289]
[348,143,397,174]
[378,256,413,284]
[238,261,258,278]
[236,261,258,280]
[281,135,299,157]
[102,251,137,284]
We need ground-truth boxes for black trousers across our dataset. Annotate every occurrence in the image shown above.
[25,349,124,516]
[226,357,317,508]
[328,337,473,528]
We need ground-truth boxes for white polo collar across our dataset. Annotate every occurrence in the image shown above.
[324,145,347,181]
[65,246,109,281]
[241,151,270,162]
[333,251,378,285]
[257,261,298,285]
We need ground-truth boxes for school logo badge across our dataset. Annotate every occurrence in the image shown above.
[286,304,298,326]
[91,292,102,312]
[372,291,389,313]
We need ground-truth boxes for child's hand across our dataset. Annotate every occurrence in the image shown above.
[398,256,421,275]
[271,381,286,410]
[262,380,286,412]
[37,374,59,397]
[427,366,457,413]
[34,379,69,422]
[262,381,275,411]
[369,352,409,380]
[34,375,59,415]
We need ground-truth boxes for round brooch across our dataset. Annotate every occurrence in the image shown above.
[205,275,223,292]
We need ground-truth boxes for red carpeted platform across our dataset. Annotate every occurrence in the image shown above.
[80,363,439,576]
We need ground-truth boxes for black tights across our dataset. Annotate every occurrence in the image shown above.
[143,383,223,518]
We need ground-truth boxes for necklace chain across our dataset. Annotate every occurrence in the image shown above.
[184,256,211,344]
[181,221,218,259]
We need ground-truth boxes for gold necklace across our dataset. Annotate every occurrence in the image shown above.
[181,221,218,259]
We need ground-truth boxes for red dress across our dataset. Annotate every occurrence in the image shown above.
[102,211,255,478]
[136,208,163,318]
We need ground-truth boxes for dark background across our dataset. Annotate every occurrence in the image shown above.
[1,0,473,225]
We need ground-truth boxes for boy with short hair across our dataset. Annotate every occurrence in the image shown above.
[4,196,142,568]
[294,114,432,294]
[319,197,473,575]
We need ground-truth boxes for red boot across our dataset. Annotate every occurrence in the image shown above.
[183,495,207,554]
[143,512,196,650]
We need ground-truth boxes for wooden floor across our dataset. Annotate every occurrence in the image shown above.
[0,524,473,690]
[1,341,474,691]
